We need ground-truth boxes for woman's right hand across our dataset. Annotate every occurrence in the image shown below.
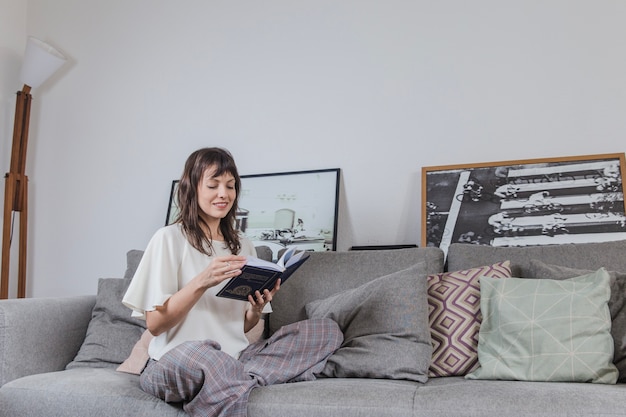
[199,255,247,289]
[146,254,247,336]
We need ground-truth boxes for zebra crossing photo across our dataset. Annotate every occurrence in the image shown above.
[422,153,626,255]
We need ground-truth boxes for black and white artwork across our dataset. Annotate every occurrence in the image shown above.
[238,169,340,260]
[166,168,341,261]
[422,153,626,255]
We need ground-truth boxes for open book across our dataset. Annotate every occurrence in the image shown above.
[216,246,310,301]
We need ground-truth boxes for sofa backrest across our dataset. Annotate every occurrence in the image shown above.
[447,239,626,278]
[268,247,445,335]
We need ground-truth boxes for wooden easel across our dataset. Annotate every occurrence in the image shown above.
[1,86,32,299]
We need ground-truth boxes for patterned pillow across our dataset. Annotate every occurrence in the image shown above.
[428,261,511,377]
[467,270,618,384]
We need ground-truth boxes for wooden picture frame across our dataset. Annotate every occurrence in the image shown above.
[167,168,341,261]
[422,153,626,255]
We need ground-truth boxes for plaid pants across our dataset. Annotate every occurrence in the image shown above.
[140,318,342,417]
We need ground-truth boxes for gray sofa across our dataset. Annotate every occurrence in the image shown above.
[2,240,626,417]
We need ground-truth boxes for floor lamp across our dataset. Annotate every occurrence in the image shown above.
[1,37,66,299]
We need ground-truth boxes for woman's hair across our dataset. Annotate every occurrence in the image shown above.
[174,147,242,255]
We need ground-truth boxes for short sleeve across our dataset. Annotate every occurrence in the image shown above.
[122,226,183,319]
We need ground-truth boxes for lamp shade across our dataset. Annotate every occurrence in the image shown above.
[19,36,67,90]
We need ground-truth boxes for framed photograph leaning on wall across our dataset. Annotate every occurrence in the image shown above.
[422,153,626,255]
[167,168,341,261]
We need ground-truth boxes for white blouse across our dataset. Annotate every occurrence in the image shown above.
[122,223,258,360]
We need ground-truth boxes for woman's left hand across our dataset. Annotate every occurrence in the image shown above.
[247,279,281,313]
[245,279,280,331]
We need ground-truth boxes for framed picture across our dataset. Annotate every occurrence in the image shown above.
[165,180,180,226]
[238,168,340,260]
[350,244,418,251]
[422,153,626,255]
[167,168,341,261]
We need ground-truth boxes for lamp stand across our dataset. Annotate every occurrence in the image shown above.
[1,86,32,299]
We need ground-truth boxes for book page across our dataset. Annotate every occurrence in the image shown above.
[276,246,296,269]
[283,249,307,268]
[245,256,283,272]
[245,246,306,272]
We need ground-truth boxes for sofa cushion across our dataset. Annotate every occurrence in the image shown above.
[447,240,626,279]
[270,247,445,335]
[427,261,512,377]
[407,376,626,417]
[467,270,618,384]
[66,278,146,369]
[0,368,186,417]
[124,249,145,279]
[528,260,626,381]
[305,263,432,382]
[3,368,624,417]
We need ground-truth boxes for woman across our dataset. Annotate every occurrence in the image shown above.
[123,147,342,417]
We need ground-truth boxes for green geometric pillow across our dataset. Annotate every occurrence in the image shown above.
[528,260,626,381]
[466,269,618,384]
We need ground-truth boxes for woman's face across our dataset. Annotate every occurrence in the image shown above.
[197,167,237,224]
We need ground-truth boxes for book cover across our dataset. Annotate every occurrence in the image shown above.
[216,247,310,301]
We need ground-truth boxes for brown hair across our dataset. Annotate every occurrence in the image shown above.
[173,147,242,255]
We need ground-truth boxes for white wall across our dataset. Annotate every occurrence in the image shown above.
[1,0,625,297]
[0,0,25,159]
[0,0,27,297]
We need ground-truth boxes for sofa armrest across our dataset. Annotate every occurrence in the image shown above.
[0,295,95,386]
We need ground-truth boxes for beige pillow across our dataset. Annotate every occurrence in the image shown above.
[116,329,153,375]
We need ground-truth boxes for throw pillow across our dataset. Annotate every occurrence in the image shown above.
[466,270,618,384]
[528,260,626,381]
[116,329,153,374]
[305,263,432,382]
[124,249,145,279]
[428,261,512,377]
[67,278,146,369]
